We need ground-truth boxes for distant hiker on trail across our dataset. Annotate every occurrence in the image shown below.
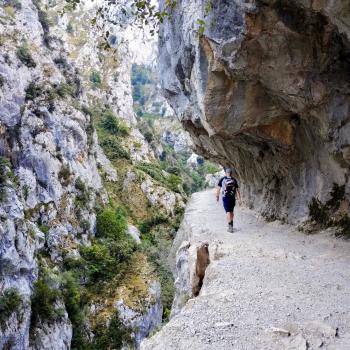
[216,168,241,233]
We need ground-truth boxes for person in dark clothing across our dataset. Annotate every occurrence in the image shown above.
[216,168,241,232]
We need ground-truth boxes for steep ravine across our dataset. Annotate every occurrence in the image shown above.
[0,0,187,348]
[158,0,350,225]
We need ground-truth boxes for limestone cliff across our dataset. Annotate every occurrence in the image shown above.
[158,0,350,223]
[0,0,184,348]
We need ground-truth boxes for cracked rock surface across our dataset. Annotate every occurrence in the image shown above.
[158,0,350,222]
[141,190,350,349]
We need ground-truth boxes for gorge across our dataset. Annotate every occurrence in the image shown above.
[1,0,350,349]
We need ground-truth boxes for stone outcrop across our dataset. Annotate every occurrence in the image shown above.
[158,0,350,222]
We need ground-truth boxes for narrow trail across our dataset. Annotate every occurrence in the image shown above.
[142,190,350,350]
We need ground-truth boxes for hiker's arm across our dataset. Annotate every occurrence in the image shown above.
[216,186,220,201]
[216,178,223,201]
[236,188,241,203]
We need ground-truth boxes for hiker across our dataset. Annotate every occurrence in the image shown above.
[216,168,241,233]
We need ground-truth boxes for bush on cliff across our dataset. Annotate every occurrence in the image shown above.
[101,110,130,136]
[96,207,128,239]
[0,289,22,327]
[31,278,61,325]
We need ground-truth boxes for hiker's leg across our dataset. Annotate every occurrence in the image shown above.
[226,212,232,223]
[230,211,234,222]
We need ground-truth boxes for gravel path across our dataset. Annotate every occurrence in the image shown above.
[141,190,350,350]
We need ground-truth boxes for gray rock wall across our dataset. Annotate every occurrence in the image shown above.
[158,0,350,222]
[0,0,168,348]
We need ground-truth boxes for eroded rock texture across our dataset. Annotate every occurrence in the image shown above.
[159,0,350,221]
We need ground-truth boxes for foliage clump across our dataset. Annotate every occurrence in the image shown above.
[74,177,90,208]
[89,70,102,89]
[81,206,137,283]
[25,82,41,101]
[92,311,134,349]
[96,207,127,239]
[30,278,61,325]
[16,43,36,68]
[55,82,76,98]
[58,165,71,185]
[100,137,130,160]
[0,289,22,328]
[0,156,12,201]
[101,110,130,136]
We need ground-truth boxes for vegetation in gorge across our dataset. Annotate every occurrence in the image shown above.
[27,99,184,346]
[308,183,350,238]
[0,289,22,328]
[132,63,221,195]
[82,105,131,161]
[16,42,36,68]
[30,205,139,349]
[0,156,12,201]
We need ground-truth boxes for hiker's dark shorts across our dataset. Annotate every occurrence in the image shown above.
[223,196,235,213]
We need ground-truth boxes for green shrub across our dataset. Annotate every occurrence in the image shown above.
[75,177,86,192]
[108,237,137,264]
[101,110,130,136]
[140,238,174,322]
[25,83,41,101]
[61,272,88,349]
[80,243,114,281]
[144,131,154,143]
[136,162,164,184]
[204,162,221,175]
[16,44,36,68]
[100,136,130,160]
[58,165,71,185]
[101,110,119,133]
[55,83,76,98]
[63,256,85,272]
[38,224,49,235]
[96,207,127,240]
[136,162,183,193]
[139,215,169,235]
[166,166,181,176]
[92,311,133,349]
[79,220,90,232]
[0,156,11,201]
[0,289,22,327]
[61,272,81,325]
[89,70,102,88]
[190,171,205,193]
[75,178,90,208]
[31,278,61,325]
[134,141,142,149]
[168,174,182,192]
[23,184,29,200]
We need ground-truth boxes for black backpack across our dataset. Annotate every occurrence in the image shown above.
[223,178,237,197]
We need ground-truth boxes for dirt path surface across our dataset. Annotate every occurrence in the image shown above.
[141,190,350,350]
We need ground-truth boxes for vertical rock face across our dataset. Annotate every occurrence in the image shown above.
[0,0,183,348]
[159,0,350,222]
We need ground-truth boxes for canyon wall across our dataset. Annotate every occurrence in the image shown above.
[159,0,350,222]
[0,0,185,348]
